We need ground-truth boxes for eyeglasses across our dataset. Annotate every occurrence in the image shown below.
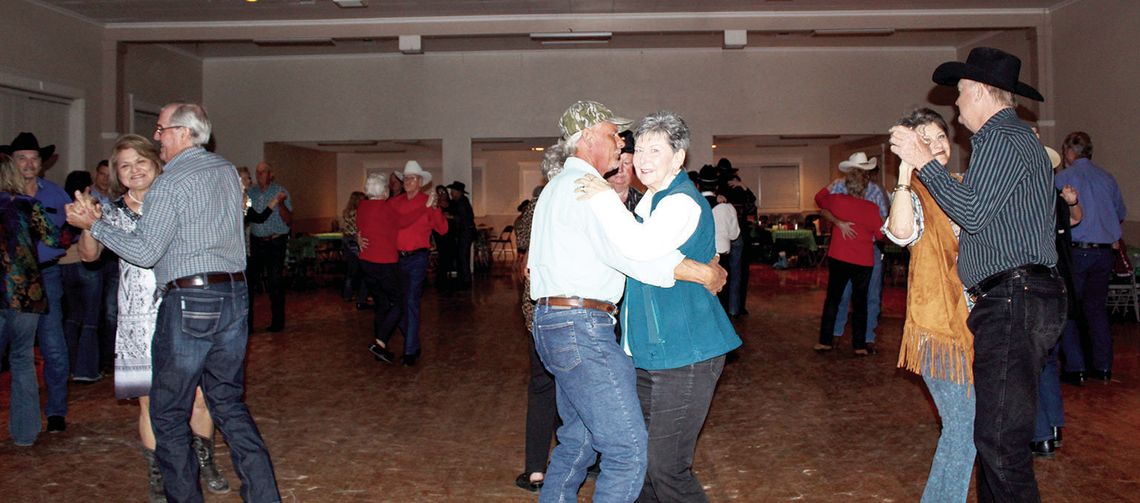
[154,124,186,135]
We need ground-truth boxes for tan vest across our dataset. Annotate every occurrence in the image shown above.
[896,178,974,385]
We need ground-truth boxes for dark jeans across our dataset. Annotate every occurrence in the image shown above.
[36,264,68,418]
[455,232,473,286]
[250,235,288,329]
[968,269,1066,503]
[361,260,401,345]
[1,309,41,445]
[636,355,725,503]
[61,261,104,379]
[151,279,280,503]
[397,250,429,355]
[341,238,368,302]
[1060,248,1113,373]
[1034,341,1064,442]
[524,336,559,475]
[819,258,871,349]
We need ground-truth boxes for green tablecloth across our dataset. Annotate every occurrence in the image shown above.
[770,229,817,251]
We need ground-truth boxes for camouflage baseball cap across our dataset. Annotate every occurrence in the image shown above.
[558,100,632,139]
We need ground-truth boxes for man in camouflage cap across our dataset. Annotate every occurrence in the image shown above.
[526,101,726,502]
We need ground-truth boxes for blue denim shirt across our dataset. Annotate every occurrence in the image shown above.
[32,178,69,262]
[1055,157,1126,244]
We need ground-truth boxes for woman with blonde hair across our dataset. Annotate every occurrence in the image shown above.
[78,134,229,502]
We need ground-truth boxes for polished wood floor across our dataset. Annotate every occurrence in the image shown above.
[1,264,1138,502]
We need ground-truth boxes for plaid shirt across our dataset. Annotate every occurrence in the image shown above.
[91,147,246,285]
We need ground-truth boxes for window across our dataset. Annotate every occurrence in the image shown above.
[0,85,73,181]
[756,164,800,211]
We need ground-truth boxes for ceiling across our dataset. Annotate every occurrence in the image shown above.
[37,0,1068,58]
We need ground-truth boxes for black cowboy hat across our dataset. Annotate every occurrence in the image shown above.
[698,164,720,184]
[446,181,468,194]
[0,132,56,160]
[932,47,1044,102]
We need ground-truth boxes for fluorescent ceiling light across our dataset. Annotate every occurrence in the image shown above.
[254,38,335,47]
[317,140,378,147]
[540,40,611,46]
[778,134,841,140]
[530,32,612,41]
[812,28,895,36]
[332,0,367,8]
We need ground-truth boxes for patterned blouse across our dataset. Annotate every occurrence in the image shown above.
[1,192,61,313]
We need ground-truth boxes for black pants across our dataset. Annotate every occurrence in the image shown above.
[361,260,401,345]
[970,270,1066,502]
[454,232,473,286]
[523,336,559,475]
[819,258,871,349]
[250,235,288,329]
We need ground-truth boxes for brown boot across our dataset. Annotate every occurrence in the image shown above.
[141,447,167,503]
[192,434,231,494]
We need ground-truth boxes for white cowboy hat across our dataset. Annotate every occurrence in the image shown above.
[1044,146,1061,170]
[838,152,878,173]
[402,160,432,185]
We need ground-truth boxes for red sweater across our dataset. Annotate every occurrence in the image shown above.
[357,199,399,264]
[815,188,884,267]
[388,191,448,252]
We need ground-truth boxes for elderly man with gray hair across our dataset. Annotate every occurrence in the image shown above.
[66,102,280,502]
[528,101,726,503]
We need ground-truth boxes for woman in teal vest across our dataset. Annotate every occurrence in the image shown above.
[575,111,741,502]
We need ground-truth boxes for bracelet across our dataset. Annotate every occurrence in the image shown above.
[1068,200,1078,206]
[894,184,911,192]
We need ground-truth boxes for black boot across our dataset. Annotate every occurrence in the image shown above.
[192,434,231,494]
[141,447,168,503]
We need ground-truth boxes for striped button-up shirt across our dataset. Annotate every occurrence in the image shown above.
[90,146,246,285]
[916,108,1057,288]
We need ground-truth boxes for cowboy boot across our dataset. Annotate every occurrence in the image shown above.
[141,447,168,503]
[192,433,231,494]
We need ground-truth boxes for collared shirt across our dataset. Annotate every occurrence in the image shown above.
[815,189,883,267]
[529,156,681,304]
[711,202,740,254]
[623,187,644,213]
[90,146,246,285]
[247,181,292,237]
[31,178,69,262]
[90,187,114,206]
[1,192,60,313]
[916,108,1057,288]
[388,191,447,251]
[828,178,889,219]
[1055,157,1126,244]
[586,178,701,262]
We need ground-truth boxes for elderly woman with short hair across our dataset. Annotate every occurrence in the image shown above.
[576,111,741,502]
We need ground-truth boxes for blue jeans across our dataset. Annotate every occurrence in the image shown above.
[1034,342,1064,442]
[151,279,280,503]
[921,372,976,503]
[834,244,883,342]
[968,269,1066,503]
[100,259,120,370]
[61,262,103,379]
[1,309,41,445]
[397,251,428,355]
[1060,248,1113,373]
[637,356,725,503]
[532,305,647,503]
[35,264,68,417]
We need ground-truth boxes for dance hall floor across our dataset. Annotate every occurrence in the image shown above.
[1,264,1138,502]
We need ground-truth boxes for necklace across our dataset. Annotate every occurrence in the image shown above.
[127,190,144,206]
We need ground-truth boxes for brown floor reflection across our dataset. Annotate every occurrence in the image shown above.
[1,264,1137,502]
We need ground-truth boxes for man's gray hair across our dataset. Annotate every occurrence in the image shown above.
[364,172,389,199]
[167,103,212,146]
[541,142,570,180]
[561,131,581,157]
[634,111,691,153]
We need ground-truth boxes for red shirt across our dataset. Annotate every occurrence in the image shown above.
[356,199,399,264]
[815,187,884,267]
[388,191,448,252]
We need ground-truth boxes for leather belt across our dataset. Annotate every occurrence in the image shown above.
[1071,241,1113,249]
[166,271,246,291]
[966,264,1055,299]
[38,258,60,269]
[537,296,618,315]
[398,248,429,257]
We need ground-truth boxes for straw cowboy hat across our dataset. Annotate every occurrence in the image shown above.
[838,152,878,173]
[402,160,432,185]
